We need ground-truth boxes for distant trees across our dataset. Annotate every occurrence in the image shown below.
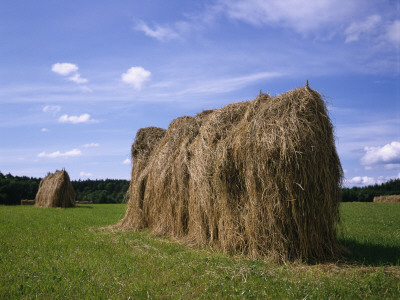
[342,179,400,202]
[0,172,129,205]
[72,179,129,204]
[0,173,41,205]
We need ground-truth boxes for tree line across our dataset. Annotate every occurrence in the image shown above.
[0,172,129,205]
[342,178,400,202]
[1,171,399,205]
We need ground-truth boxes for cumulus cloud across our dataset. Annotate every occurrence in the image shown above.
[80,171,93,177]
[59,113,92,124]
[361,141,400,166]
[38,148,82,158]
[135,21,180,41]
[51,62,88,84]
[346,173,400,187]
[43,105,61,114]
[68,73,88,84]
[41,128,49,132]
[219,0,358,34]
[122,158,131,165]
[51,63,79,76]
[346,176,376,186]
[121,66,151,90]
[344,15,382,43]
[83,143,99,148]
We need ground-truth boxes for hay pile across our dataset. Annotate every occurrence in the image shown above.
[35,170,76,208]
[76,201,93,205]
[373,195,400,203]
[21,199,35,205]
[118,86,343,262]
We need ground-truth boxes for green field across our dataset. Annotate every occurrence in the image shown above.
[1,203,399,299]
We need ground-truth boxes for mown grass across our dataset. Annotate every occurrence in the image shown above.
[339,202,400,266]
[0,203,399,299]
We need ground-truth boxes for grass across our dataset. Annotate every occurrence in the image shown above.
[0,203,399,299]
[339,202,400,266]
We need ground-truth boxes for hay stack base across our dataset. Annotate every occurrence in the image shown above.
[119,86,343,262]
[35,170,76,208]
[373,195,400,203]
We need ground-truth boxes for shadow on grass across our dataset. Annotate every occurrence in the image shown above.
[339,238,400,266]
[76,205,94,209]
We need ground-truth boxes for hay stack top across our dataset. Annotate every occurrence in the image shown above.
[35,170,76,208]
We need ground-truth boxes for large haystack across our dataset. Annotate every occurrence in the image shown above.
[35,170,76,208]
[373,195,400,203]
[119,86,343,262]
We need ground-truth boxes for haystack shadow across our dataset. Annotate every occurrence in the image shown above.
[339,238,400,266]
[76,205,94,209]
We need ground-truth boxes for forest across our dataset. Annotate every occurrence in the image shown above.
[342,178,400,202]
[0,171,399,205]
[0,172,129,205]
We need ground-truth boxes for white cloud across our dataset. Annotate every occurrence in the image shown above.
[361,141,400,166]
[344,15,382,43]
[43,105,61,114]
[219,0,358,34]
[135,21,180,41]
[51,63,79,76]
[83,143,99,148]
[68,73,88,84]
[41,128,49,132]
[80,171,93,177]
[121,67,151,90]
[51,62,88,85]
[346,176,376,186]
[58,113,92,124]
[123,158,131,165]
[38,148,82,158]
[386,20,400,45]
[346,173,400,187]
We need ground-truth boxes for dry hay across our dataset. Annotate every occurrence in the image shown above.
[118,86,343,262]
[373,195,400,203]
[21,199,35,205]
[35,170,76,208]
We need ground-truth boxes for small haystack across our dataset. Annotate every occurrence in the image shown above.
[118,86,343,262]
[373,195,400,203]
[35,170,76,208]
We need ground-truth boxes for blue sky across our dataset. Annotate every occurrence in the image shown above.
[0,0,399,186]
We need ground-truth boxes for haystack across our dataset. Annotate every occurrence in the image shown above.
[118,86,343,262]
[35,170,76,208]
[373,195,400,203]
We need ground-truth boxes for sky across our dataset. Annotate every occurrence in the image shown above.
[0,0,399,186]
